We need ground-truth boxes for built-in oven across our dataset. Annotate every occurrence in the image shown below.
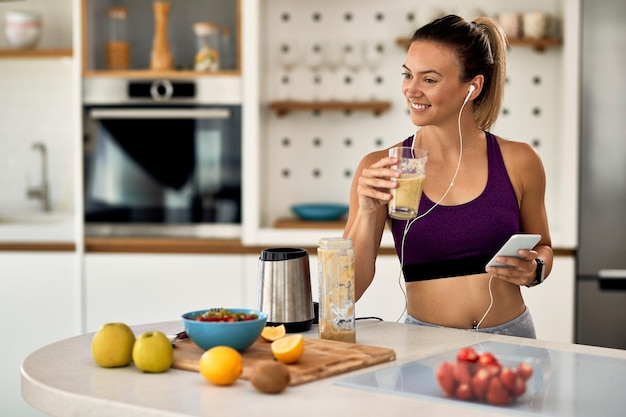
[83,77,242,238]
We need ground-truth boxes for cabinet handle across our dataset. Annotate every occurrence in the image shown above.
[88,108,231,119]
[598,270,626,280]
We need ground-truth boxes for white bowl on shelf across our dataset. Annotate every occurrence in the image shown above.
[4,10,42,49]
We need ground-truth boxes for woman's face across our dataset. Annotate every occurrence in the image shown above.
[402,41,469,128]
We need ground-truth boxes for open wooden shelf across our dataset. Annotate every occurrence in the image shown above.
[395,37,562,52]
[273,218,346,230]
[268,100,392,117]
[82,69,241,79]
[0,48,73,59]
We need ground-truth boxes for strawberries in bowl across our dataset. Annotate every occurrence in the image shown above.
[436,346,534,406]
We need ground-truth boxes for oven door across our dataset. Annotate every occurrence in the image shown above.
[84,106,242,238]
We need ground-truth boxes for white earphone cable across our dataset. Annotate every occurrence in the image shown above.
[396,88,475,323]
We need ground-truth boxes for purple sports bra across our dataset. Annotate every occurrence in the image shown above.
[391,131,520,281]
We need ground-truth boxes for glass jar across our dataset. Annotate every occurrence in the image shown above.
[219,27,235,70]
[317,237,356,343]
[106,7,129,70]
[193,22,220,71]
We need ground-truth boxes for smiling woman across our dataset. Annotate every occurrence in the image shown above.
[343,14,553,339]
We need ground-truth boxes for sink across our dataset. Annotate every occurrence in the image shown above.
[0,211,75,242]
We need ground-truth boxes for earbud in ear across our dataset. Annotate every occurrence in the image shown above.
[463,85,476,105]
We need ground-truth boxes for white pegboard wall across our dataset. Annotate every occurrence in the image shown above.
[259,0,565,227]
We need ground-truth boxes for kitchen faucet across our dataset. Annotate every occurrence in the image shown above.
[26,142,51,212]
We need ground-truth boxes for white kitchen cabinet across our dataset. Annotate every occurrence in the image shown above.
[357,255,575,343]
[84,254,247,332]
[0,252,78,417]
[357,255,408,322]
[522,256,575,344]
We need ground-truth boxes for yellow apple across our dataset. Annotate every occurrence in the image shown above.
[132,330,174,373]
[91,322,136,368]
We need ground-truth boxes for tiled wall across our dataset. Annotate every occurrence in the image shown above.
[0,60,76,213]
[0,0,75,213]
[259,0,564,228]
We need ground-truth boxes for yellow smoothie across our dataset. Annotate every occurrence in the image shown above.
[389,174,425,220]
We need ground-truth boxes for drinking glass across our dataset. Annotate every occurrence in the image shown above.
[275,41,300,100]
[388,147,428,220]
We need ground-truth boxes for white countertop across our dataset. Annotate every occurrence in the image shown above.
[21,321,626,417]
[0,211,75,243]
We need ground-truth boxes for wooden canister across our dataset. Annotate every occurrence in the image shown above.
[150,1,174,70]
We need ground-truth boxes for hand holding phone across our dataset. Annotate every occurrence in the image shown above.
[486,234,541,268]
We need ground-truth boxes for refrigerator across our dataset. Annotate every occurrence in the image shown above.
[577,0,626,350]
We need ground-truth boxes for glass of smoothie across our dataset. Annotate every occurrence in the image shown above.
[388,147,428,220]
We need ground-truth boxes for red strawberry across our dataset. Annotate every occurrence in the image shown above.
[486,376,511,406]
[517,362,534,381]
[507,374,527,398]
[499,367,517,391]
[484,363,501,377]
[456,347,479,363]
[471,367,491,402]
[478,352,501,368]
[453,362,473,383]
[436,362,457,397]
[455,382,474,401]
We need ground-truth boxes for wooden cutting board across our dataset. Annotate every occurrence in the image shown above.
[172,336,396,386]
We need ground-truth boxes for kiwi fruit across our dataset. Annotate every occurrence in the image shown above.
[250,360,291,394]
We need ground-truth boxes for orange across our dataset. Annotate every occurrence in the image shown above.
[260,324,286,342]
[271,334,304,364]
[198,346,243,386]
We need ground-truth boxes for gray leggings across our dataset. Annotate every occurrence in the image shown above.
[404,306,537,339]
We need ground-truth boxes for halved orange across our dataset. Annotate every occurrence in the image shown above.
[271,334,304,364]
[260,324,286,342]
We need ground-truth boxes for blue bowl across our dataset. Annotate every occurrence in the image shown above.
[181,308,267,351]
[291,203,349,221]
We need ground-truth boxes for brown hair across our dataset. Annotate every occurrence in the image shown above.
[411,15,509,130]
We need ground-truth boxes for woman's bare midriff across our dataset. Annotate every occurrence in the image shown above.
[405,273,526,329]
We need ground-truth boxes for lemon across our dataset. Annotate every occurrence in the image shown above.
[199,346,243,386]
[271,334,304,364]
[260,324,286,342]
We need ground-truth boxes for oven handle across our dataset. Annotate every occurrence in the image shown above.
[88,108,231,119]
[598,270,626,279]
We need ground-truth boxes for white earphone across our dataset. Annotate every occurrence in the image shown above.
[463,84,476,104]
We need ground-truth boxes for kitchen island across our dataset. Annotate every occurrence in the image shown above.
[21,320,626,417]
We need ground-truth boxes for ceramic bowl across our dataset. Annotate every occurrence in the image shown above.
[181,308,267,351]
[291,203,349,221]
[5,10,42,49]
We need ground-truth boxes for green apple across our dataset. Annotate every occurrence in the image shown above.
[132,330,174,373]
[91,322,136,368]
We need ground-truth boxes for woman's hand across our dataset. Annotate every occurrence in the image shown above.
[485,249,538,287]
[356,155,401,214]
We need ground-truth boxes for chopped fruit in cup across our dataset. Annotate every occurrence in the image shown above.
[271,334,304,364]
[435,347,534,406]
[260,324,286,342]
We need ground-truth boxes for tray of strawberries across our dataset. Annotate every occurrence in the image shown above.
[337,341,550,414]
[436,346,537,406]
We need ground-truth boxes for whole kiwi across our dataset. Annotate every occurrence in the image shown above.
[250,360,291,394]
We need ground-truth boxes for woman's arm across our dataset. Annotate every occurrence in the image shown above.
[343,150,398,300]
[487,139,553,286]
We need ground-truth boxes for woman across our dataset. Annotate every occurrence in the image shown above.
[343,15,552,338]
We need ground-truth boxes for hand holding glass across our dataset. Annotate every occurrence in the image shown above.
[388,147,428,220]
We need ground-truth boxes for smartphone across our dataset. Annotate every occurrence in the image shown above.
[486,234,542,268]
